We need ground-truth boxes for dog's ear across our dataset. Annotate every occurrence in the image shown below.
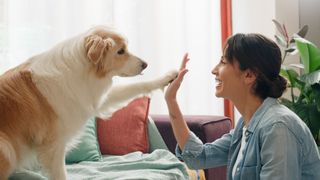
[85,35,115,64]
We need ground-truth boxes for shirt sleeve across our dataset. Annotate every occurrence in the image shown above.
[175,130,233,169]
[260,122,302,180]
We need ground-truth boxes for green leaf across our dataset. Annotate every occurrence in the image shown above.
[294,103,309,123]
[308,105,320,139]
[299,70,320,86]
[281,66,299,87]
[288,63,304,69]
[296,25,309,38]
[311,83,320,110]
[293,103,320,140]
[275,34,287,47]
[280,98,294,109]
[288,48,299,55]
[295,78,306,93]
[272,19,288,42]
[294,37,320,73]
[285,48,296,53]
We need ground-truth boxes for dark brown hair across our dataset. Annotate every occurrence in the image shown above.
[224,33,287,99]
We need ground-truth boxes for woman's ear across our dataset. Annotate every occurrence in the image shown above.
[244,69,257,85]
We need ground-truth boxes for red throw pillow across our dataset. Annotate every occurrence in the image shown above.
[96,97,150,155]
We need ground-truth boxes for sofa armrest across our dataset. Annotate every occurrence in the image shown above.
[150,114,231,180]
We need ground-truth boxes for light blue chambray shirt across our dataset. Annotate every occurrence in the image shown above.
[176,98,320,180]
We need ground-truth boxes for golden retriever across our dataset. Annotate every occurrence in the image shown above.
[0,26,177,180]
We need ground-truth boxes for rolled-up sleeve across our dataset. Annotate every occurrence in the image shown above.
[176,130,233,169]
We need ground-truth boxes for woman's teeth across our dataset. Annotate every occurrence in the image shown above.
[215,79,222,86]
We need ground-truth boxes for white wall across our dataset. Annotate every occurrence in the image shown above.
[275,0,300,67]
[275,0,300,37]
[232,0,276,38]
[232,0,300,38]
[299,0,320,47]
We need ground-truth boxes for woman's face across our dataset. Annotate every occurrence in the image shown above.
[211,54,247,101]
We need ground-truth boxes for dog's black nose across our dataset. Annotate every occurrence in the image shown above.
[141,62,148,70]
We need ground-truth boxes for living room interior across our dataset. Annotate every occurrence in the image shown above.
[0,0,319,180]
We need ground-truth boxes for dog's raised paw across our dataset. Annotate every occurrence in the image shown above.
[160,70,179,86]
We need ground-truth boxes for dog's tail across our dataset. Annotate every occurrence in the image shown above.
[0,132,17,179]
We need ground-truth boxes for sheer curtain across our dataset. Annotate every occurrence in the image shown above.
[0,0,223,115]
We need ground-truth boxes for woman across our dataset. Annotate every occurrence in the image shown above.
[165,33,320,180]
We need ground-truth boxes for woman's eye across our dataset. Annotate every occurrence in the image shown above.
[117,48,125,55]
[220,56,226,64]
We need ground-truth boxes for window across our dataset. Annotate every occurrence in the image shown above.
[0,0,223,115]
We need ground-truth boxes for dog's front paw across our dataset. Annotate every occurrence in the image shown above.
[158,70,179,87]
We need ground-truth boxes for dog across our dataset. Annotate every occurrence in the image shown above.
[0,26,178,180]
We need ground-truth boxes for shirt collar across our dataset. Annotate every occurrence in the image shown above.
[246,97,278,133]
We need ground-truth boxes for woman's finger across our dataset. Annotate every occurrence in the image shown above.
[180,53,190,70]
[170,69,188,87]
[177,69,188,81]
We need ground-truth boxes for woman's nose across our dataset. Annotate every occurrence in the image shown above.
[211,65,218,75]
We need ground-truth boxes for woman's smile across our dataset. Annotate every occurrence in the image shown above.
[215,78,222,88]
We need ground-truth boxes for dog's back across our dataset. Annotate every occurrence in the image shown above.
[0,63,57,179]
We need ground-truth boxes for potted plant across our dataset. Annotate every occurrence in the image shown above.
[272,19,320,146]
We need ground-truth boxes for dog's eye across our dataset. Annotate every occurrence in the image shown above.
[117,48,125,55]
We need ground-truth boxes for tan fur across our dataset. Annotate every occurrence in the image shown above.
[85,29,134,78]
[0,133,13,179]
[0,63,57,179]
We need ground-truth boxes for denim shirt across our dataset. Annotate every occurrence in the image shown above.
[176,98,320,180]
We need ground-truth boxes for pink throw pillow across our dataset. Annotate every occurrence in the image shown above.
[96,97,150,155]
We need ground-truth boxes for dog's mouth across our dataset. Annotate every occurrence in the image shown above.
[119,62,147,77]
[119,73,130,77]
[119,71,144,77]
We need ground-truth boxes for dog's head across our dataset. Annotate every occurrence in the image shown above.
[84,26,147,78]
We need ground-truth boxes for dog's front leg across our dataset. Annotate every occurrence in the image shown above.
[38,143,67,180]
[97,70,178,118]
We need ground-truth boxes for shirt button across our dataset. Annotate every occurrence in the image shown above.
[237,167,240,171]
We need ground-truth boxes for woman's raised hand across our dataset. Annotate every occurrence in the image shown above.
[165,53,190,102]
